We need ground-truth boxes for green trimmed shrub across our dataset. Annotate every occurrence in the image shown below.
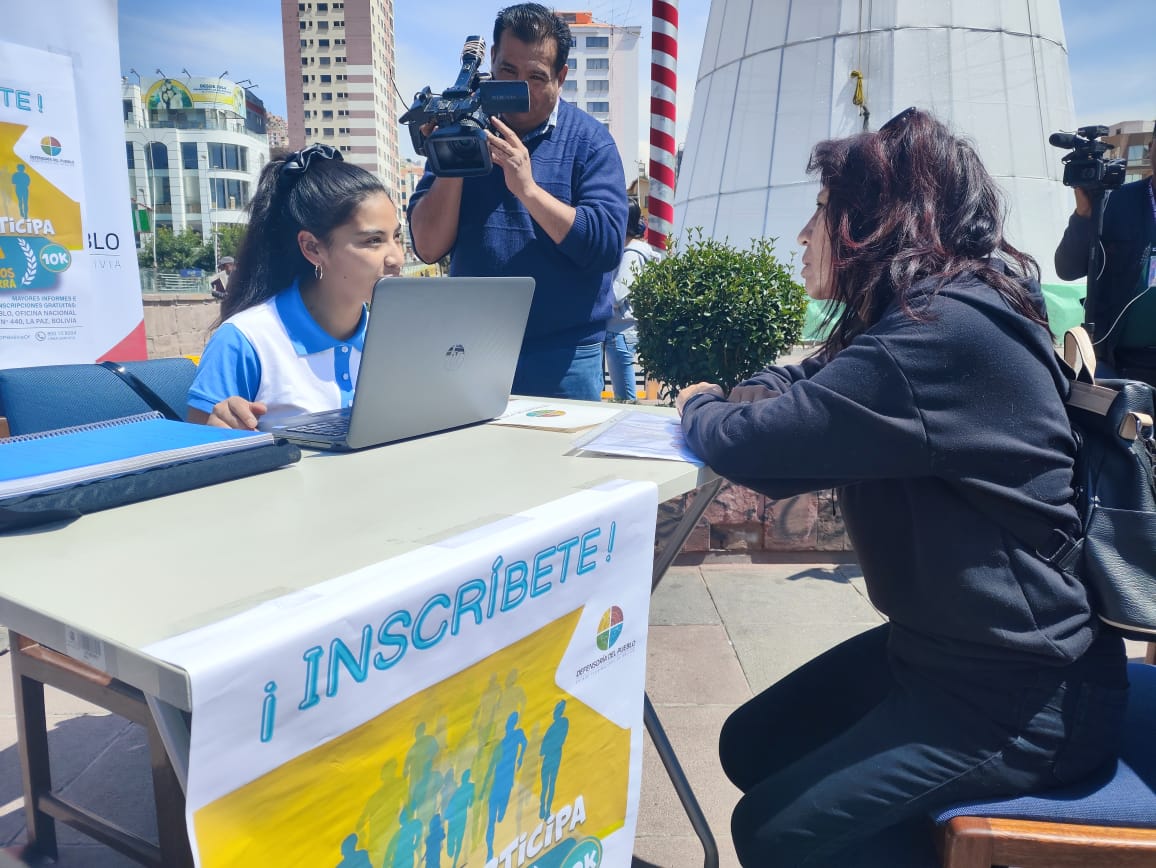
[629,231,808,402]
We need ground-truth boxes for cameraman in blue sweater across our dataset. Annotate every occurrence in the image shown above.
[408,3,628,401]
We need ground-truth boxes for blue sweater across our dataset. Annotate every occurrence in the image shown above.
[409,99,627,348]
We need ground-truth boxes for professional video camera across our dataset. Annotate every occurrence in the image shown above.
[399,36,530,178]
[1048,125,1129,339]
[1048,125,1127,191]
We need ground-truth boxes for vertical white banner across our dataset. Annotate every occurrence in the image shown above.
[0,0,147,366]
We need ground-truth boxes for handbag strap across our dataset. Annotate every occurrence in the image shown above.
[99,361,184,421]
[1059,328,1153,439]
[1062,326,1097,382]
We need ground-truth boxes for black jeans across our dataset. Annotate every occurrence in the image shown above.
[719,624,1128,867]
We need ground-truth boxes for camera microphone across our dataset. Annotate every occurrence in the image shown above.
[461,36,486,66]
[1049,132,1081,149]
[443,35,487,98]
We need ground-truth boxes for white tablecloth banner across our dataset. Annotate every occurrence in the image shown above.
[148,479,659,868]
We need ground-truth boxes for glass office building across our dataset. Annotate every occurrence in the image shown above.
[123,76,269,240]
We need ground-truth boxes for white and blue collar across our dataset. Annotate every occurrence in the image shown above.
[274,279,369,356]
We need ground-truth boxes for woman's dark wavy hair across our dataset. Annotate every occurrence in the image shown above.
[809,109,1047,360]
[494,3,571,75]
[218,155,386,323]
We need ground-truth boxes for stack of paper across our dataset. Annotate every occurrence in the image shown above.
[572,411,704,465]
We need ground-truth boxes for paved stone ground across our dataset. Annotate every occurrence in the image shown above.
[0,562,1148,866]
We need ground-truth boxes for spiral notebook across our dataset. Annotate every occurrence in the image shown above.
[0,411,287,499]
[0,412,301,531]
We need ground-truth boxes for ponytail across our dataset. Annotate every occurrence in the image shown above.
[219,145,387,323]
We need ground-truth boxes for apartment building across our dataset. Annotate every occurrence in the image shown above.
[557,11,641,171]
[281,0,402,203]
[1103,119,1155,184]
[266,113,290,153]
[396,158,425,253]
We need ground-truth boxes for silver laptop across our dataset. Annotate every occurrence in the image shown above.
[266,276,535,450]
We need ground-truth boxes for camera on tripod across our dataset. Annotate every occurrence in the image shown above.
[399,36,530,178]
[1048,125,1127,191]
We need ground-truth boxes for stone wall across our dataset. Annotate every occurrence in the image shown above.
[675,481,852,554]
[141,293,219,359]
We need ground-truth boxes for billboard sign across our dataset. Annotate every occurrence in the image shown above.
[144,76,246,117]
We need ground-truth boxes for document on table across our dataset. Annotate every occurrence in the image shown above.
[490,398,624,431]
[573,410,704,465]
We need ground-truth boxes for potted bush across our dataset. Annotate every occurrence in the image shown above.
[631,233,844,555]
[629,231,808,402]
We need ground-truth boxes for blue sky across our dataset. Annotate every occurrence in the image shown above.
[118,0,1152,160]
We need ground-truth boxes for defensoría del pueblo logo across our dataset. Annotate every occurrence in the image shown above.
[40,137,62,156]
[596,606,624,651]
[575,605,637,681]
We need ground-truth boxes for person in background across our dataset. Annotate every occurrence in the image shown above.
[676,108,1127,867]
[210,255,236,299]
[1055,125,1156,381]
[604,199,658,401]
[407,2,627,401]
[187,144,404,429]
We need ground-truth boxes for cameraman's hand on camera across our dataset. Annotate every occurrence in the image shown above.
[1073,186,1093,219]
[487,116,536,200]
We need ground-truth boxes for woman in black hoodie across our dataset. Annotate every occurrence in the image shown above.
[677,108,1128,867]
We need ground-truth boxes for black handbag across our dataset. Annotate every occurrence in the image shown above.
[1037,328,1156,640]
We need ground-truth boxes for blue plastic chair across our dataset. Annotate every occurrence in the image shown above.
[0,358,196,435]
[935,661,1156,867]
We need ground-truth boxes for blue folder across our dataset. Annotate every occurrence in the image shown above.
[0,412,301,531]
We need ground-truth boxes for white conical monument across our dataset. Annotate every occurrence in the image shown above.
[675,0,1083,329]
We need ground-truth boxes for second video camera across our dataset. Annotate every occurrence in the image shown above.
[399,36,530,178]
[1048,125,1126,191]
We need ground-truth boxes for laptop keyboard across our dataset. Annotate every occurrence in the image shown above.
[285,418,350,437]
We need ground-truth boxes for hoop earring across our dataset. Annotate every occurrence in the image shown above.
[314,263,323,281]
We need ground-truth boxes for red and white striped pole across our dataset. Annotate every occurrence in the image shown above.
[648,0,677,251]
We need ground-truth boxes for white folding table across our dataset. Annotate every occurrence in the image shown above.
[1,402,722,867]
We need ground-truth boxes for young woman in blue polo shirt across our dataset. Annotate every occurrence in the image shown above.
[187,144,404,429]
